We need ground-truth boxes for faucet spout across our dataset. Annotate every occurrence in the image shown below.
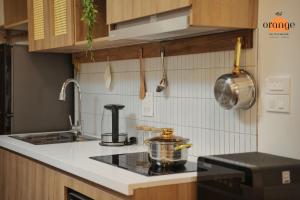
[59,79,82,136]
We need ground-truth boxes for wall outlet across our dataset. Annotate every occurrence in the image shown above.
[142,92,154,117]
[266,94,290,113]
[266,76,290,95]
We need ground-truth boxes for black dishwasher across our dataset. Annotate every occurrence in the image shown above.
[67,188,93,200]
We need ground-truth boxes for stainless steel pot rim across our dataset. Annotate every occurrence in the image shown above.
[237,70,256,110]
[145,136,189,143]
[146,140,189,145]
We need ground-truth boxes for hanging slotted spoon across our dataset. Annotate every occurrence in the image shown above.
[156,49,168,92]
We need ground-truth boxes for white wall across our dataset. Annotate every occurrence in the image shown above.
[258,0,300,159]
[78,46,258,157]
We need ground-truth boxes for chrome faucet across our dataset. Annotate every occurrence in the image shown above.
[59,79,82,136]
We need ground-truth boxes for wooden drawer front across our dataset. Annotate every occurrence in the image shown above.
[107,0,191,24]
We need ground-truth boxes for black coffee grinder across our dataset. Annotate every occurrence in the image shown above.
[100,104,128,146]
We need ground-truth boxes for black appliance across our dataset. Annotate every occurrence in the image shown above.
[67,188,93,200]
[197,152,300,200]
[90,152,199,176]
[0,44,73,135]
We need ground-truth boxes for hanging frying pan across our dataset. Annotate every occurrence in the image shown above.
[214,37,256,110]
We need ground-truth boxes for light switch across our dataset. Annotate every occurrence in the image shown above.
[266,94,290,113]
[266,76,290,95]
[142,92,154,117]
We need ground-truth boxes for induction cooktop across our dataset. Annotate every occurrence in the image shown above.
[90,152,198,177]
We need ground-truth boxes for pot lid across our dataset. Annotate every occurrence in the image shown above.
[147,128,188,143]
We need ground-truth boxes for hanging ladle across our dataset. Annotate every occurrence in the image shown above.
[156,48,168,92]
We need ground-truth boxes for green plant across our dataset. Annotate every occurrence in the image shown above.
[81,0,98,59]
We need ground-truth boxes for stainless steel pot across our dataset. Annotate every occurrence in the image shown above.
[144,128,192,167]
[214,37,256,110]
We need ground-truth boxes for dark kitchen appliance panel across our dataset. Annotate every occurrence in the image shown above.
[0,44,12,134]
[0,44,73,135]
[90,152,244,179]
[90,152,199,177]
[198,152,300,200]
[67,188,93,200]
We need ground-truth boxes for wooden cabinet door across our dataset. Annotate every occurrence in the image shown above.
[190,0,258,29]
[28,0,51,51]
[0,149,55,200]
[3,0,27,27]
[107,0,191,24]
[28,0,74,51]
[49,0,74,49]
[0,149,129,200]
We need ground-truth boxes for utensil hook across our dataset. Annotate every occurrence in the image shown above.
[139,47,143,58]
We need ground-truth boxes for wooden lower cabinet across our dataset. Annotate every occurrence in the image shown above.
[0,148,197,200]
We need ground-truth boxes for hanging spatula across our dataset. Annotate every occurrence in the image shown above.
[139,48,146,99]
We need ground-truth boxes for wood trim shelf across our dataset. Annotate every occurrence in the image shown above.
[39,37,146,53]
[4,20,28,31]
[73,29,253,64]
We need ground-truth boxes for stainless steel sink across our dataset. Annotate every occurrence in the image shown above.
[10,131,99,145]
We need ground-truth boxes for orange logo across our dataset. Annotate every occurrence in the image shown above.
[263,11,295,35]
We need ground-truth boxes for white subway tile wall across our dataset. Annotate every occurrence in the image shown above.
[77,46,257,156]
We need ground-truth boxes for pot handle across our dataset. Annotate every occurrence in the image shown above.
[144,139,150,145]
[175,144,192,151]
[232,37,242,76]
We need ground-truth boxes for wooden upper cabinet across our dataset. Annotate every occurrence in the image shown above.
[3,0,28,28]
[28,0,74,51]
[190,0,258,29]
[28,0,108,52]
[107,0,191,24]
[107,0,258,29]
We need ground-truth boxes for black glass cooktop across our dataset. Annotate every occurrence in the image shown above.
[90,152,198,177]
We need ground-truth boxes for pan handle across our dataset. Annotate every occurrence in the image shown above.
[175,144,192,151]
[232,37,242,76]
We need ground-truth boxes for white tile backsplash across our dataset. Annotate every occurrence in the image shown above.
[77,48,258,156]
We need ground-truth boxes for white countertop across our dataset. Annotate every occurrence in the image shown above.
[0,133,197,196]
